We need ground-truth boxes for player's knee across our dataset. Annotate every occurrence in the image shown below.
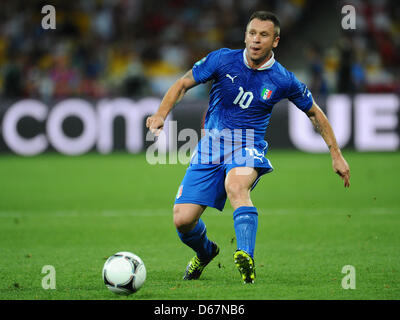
[226,182,247,202]
[173,205,196,233]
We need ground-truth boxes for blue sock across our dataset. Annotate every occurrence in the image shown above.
[233,206,258,258]
[177,219,213,260]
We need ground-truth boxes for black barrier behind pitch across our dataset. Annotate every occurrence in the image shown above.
[0,94,399,155]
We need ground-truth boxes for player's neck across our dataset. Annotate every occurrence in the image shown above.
[244,49,275,70]
[250,51,272,69]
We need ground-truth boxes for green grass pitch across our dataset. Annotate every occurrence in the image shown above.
[0,151,399,300]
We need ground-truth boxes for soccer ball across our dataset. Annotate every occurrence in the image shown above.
[102,251,146,295]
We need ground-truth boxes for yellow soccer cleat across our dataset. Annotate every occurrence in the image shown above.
[183,242,220,280]
[234,250,256,284]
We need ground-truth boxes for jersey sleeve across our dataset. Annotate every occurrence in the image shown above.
[192,49,222,84]
[287,72,313,112]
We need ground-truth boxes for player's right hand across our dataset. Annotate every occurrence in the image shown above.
[146,115,165,137]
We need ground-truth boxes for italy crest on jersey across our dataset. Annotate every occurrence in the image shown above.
[261,88,273,100]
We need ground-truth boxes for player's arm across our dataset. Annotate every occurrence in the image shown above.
[146,70,198,136]
[306,100,351,187]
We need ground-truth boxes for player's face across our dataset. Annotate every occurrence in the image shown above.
[245,19,280,66]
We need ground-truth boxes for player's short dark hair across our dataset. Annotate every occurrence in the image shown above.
[247,11,281,37]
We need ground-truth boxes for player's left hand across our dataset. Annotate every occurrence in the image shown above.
[332,155,350,188]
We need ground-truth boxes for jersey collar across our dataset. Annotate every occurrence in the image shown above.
[243,49,275,70]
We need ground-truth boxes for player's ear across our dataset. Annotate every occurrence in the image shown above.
[272,36,280,48]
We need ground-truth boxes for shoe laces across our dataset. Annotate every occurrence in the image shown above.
[188,256,204,273]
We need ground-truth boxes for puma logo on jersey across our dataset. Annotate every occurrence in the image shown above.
[226,74,238,83]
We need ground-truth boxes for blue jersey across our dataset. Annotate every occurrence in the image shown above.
[192,48,313,139]
[190,48,313,166]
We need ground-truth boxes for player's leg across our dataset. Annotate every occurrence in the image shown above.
[225,167,259,258]
[225,167,258,210]
[225,167,259,283]
[174,203,214,260]
[173,203,219,280]
[173,163,227,279]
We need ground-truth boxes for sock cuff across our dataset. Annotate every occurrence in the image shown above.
[233,206,258,219]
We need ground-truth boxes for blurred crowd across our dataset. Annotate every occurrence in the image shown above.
[308,0,400,96]
[0,0,312,100]
[0,0,398,101]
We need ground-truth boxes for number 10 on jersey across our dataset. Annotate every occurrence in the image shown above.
[233,86,254,109]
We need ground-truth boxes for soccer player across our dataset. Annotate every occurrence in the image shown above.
[146,11,350,283]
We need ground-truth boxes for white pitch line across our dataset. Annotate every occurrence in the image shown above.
[0,207,398,218]
[0,209,171,218]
